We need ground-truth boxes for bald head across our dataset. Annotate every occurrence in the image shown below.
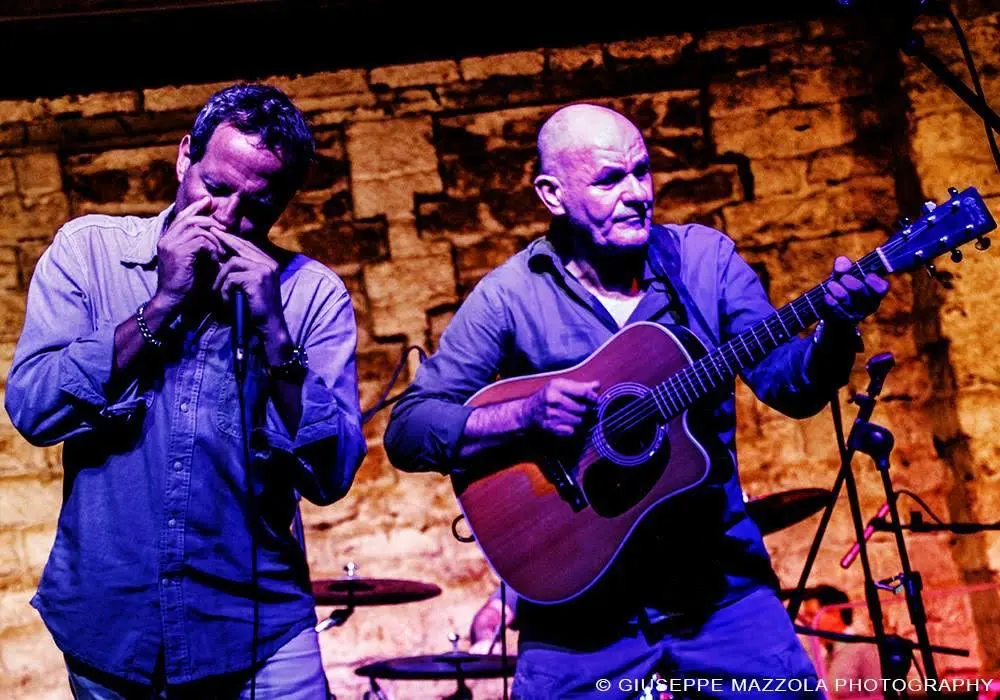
[532,102,653,251]
[537,104,643,178]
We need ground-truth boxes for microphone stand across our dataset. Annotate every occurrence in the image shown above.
[233,291,259,700]
[839,0,999,138]
[786,353,904,699]
[895,5,1000,137]
[850,420,941,694]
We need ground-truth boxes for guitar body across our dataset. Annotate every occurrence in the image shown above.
[452,321,717,605]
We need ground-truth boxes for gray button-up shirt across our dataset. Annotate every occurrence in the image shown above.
[385,223,849,643]
[6,206,366,684]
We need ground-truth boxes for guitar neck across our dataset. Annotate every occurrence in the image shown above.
[653,249,890,416]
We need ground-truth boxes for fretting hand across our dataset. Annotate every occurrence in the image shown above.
[821,256,889,325]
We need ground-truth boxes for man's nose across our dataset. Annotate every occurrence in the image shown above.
[213,196,239,228]
[622,174,651,203]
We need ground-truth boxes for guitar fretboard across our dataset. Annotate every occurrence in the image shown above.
[646,251,889,419]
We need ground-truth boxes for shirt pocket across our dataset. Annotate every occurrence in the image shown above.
[215,371,243,442]
[215,360,265,442]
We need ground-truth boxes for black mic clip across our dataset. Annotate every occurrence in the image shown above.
[864,352,895,398]
[850,352,895,413]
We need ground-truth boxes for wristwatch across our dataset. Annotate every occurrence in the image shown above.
[267,344,308,382]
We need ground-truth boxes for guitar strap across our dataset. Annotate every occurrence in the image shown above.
[647,224,720,347]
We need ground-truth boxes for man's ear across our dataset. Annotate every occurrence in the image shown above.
[534,174,566,216]
[176,134,192,183]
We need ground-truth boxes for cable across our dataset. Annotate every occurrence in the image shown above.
[236,370,259,700]
[943,2,1000,172]
[895,489,946,524]
[360,344,427,425]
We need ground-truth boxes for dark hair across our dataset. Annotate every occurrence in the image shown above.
[809,585,853,626]
[189,83,316,193]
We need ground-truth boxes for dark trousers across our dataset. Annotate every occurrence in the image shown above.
[512,587,824,699]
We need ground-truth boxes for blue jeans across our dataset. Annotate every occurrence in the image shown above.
[67,626,330,700]
[512,587,823,700]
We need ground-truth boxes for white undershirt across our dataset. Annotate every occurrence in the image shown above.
[591,291,644,328]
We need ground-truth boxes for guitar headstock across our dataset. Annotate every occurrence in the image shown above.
[880,186,996,276]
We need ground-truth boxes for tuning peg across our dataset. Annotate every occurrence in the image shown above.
[950,249,963,263]
[448,631,460,652]
[897,216,912,228]
[344,562,358,578]
[948,187,959,196]
[976,236,992,251]
[926,264,938,279]
[922,201,937,214]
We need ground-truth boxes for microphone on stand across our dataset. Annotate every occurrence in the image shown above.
[840,502,890,568]
[233,289,250,382]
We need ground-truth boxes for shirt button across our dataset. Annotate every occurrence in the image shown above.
[161,577,170,586]
[173,461,182,471]
[180,402,189,413]
[168,518,177,527]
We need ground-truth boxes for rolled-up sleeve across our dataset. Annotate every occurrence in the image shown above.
[257,285,366,505]
[384,276,510,474]
[5,229,121,447]
[718,238,855,418]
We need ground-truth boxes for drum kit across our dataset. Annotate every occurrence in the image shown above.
[312,562,514,699]
[313,488,831,699]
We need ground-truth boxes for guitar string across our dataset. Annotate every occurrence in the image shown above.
[576,208,976,464]
[574,219,952,460]
[573,290,825,467]
[582,280,841,446]
[573,283,832,467]
[580,209,975,456]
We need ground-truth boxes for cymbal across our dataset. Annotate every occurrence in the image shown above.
[312,578,441,606]
[746,488,831,536]
[355,652,517,680]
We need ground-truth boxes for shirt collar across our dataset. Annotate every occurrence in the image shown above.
[119,205,174,266]
[526,226,667,288]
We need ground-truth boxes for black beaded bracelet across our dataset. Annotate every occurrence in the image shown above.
[136,301,164,349]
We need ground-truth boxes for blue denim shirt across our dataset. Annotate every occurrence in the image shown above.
[384,223,851,643]
[5,207,367,685]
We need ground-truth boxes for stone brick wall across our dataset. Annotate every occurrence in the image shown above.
[1,8,998,699]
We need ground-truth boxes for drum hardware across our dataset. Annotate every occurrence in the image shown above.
[313,562,442,632]
[355,632,516,700]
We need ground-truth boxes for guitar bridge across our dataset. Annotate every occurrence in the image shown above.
[541,457,588,512]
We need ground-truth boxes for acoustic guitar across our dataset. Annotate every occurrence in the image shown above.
[451,186,996,605]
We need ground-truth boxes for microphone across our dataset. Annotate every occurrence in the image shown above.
[840,502,890,568]
[233,289,250,381]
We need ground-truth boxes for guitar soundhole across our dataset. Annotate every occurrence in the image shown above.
[602,394,661,459]
[585,383,669,518]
